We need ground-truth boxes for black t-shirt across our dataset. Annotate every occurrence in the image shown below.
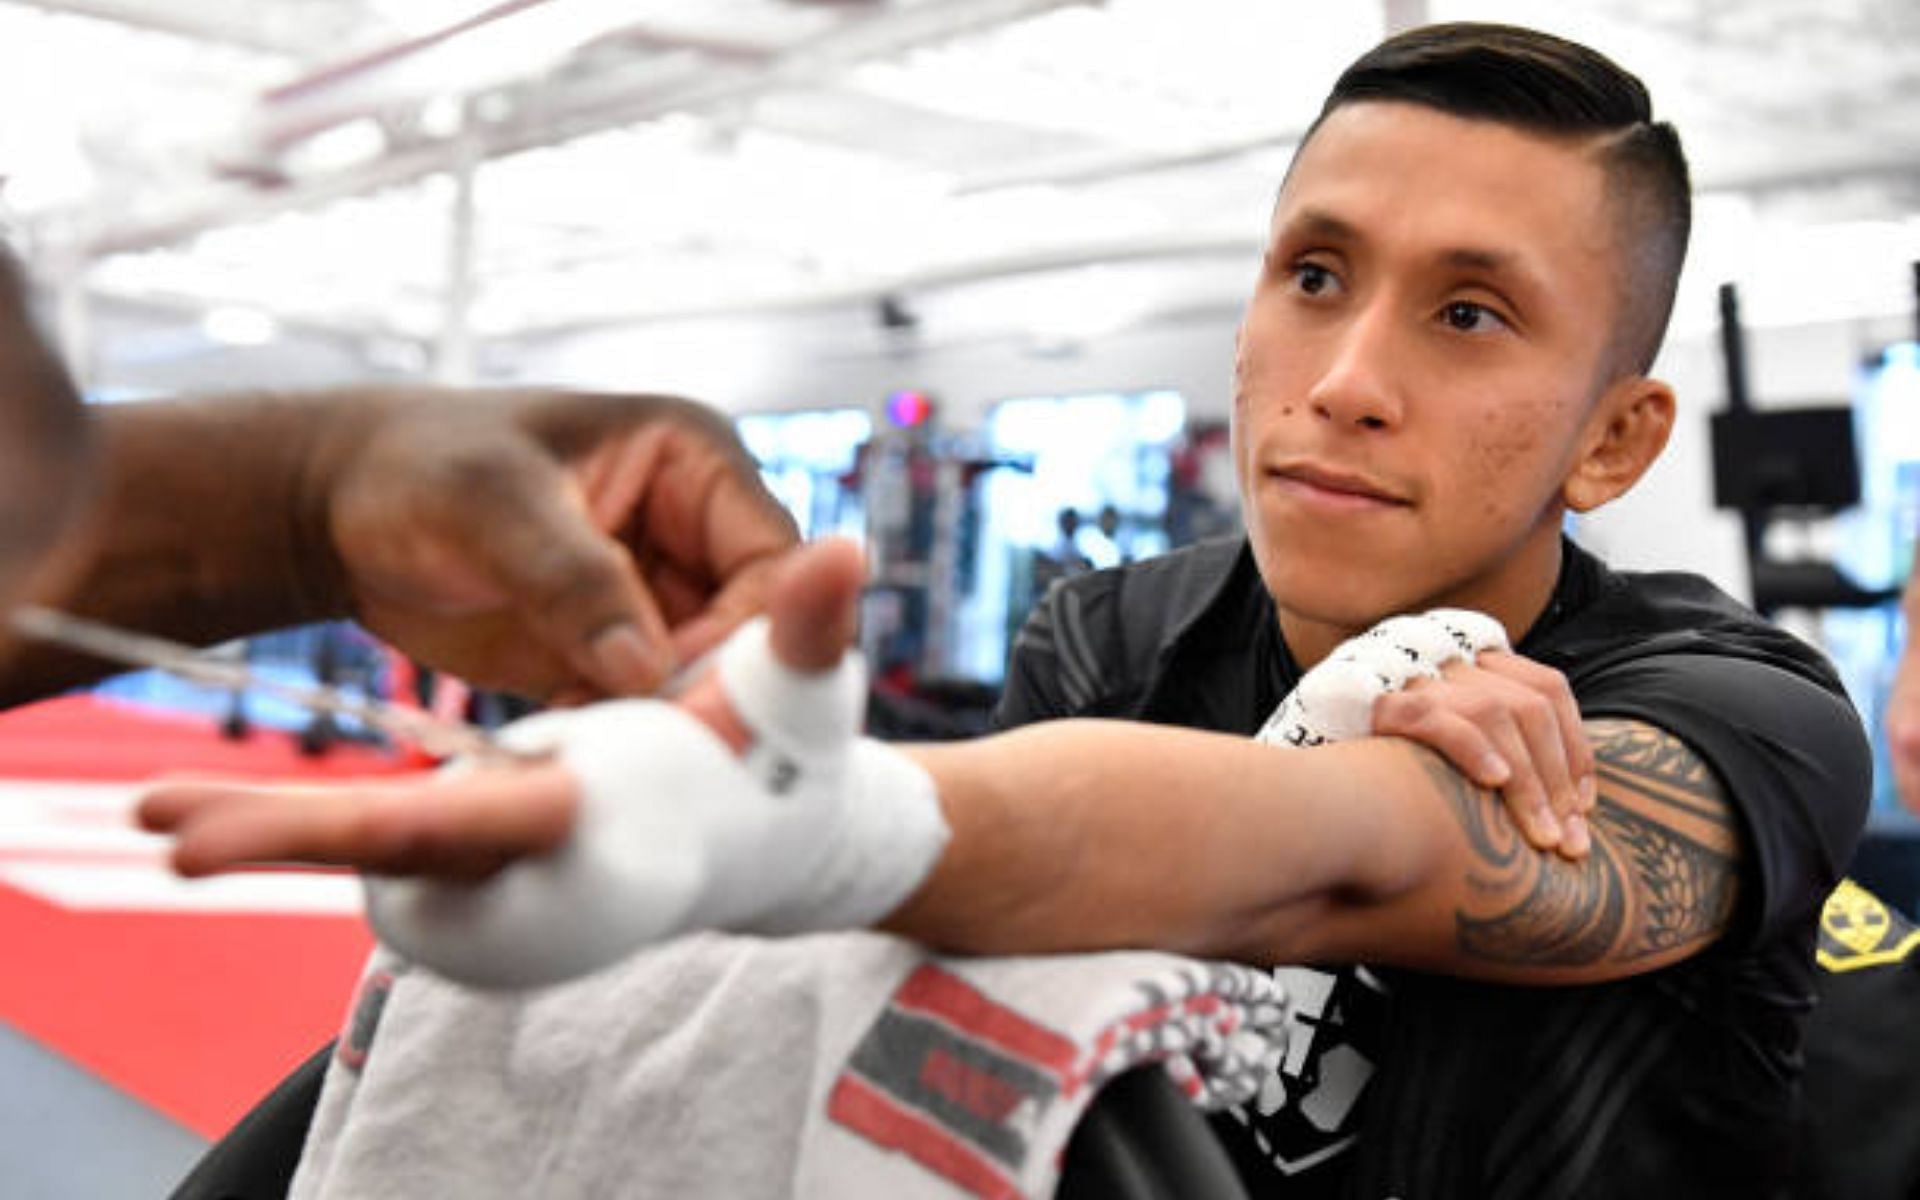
[995,536,1871,1199]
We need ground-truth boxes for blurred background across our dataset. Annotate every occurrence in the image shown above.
[0,1,1917,1192]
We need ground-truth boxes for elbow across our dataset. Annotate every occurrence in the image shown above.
[1210,828,1446,969]
[1205,889,1359,967]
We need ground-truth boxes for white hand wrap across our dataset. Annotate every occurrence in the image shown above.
[365,618,949,988]
[1255,608,1508,748]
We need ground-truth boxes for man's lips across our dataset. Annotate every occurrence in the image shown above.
[1266,462,1410,507]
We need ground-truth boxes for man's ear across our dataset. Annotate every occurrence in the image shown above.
[1563,375,1675,513]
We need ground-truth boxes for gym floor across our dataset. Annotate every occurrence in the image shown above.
[0,1023,206,1195]
[0,696,390,1197]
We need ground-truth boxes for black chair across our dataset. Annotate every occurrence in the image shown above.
[1059,1067,1250,1200]
[171,1047,1245,1199]
[169,1044,329,1200]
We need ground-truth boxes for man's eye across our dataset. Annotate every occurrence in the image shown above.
[1442,301,1506,333]
[1294,263,1336,296]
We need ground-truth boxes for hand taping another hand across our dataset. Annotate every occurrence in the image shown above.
[139,539,950,988]
[320,391,799,704]
[140,555,1594,987]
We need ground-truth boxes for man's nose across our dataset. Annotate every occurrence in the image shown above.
[1305,303,1403,432]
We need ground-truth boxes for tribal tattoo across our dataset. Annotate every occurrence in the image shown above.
[1419,718,1740,968]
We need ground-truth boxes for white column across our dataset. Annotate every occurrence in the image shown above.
[436,122,480,386]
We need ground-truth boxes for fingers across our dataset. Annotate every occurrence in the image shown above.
[1478,651,1595,852]
[1374,685,1568,855]
[1374,656,1592,860]
[457,433,680,696]
[335,396,799,702]
[645,425,799,664]
[493,413,796,695]
[1371,690,1511,789]
[1480,652,1594,787]
[347,422,680,699]
[138,764,580,882]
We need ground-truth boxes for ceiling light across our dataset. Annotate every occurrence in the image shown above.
[283,117,388,176]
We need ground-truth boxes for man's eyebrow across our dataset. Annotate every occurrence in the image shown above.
[1275,208,1550,297]
[1441,245,1550,299]
[1280,207,1359,243]
[1283,212,1525,271]
[1443,246,1510,272]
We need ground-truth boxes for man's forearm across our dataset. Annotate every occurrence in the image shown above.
[0,393,368,704]
[878,712,1745,988]
[879,720,1436,963]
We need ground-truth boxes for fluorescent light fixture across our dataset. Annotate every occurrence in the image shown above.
[284,117,388,176]
[419,94,467,139]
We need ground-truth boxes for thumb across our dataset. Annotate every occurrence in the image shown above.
[462,442,677,695]
[767,538,867,674]
[673,540,866,755]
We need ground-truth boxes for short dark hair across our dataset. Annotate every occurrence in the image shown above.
[1307,22,1692,377]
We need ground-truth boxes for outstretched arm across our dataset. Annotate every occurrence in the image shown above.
[886,713,1736,985]
[142,536,1733,986]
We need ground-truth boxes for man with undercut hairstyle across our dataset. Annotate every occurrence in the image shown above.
[146,23,1870,1199]
[986,24,1866,1194]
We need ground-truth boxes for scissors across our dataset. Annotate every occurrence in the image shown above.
[7,605,545,765]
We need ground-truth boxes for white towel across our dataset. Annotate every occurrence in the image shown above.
[291,934,1287,1199]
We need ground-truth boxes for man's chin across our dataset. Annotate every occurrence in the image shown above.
[1254,546,1410,625]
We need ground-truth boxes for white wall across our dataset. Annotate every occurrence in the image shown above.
[1582,312,1913,600]
[516,295,1247,428]
[69,299,421,397]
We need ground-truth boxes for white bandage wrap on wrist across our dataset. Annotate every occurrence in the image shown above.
[1256,608,1508,748]
[365,618,949,989]
[698,616,948,937]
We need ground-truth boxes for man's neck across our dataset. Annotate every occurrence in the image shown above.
[1277,529,1566,670]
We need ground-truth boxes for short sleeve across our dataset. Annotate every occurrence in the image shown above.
[993,574,1123,729]
[1578,653,1871,950]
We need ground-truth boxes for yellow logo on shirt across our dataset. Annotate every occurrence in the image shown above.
[1817,878,1920,972]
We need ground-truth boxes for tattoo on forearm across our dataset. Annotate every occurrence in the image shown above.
[1421,719,1739,968]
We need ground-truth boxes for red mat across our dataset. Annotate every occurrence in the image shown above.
[0,693,431,780]
[0,695,426,1139]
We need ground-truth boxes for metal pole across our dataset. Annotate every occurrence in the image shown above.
[1717,282,1771,612]
[1718,282,1750,413]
